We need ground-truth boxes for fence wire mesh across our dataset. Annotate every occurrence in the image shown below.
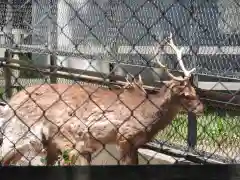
[0,0,239,165]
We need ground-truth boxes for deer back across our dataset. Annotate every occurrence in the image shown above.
[8,83,150,131]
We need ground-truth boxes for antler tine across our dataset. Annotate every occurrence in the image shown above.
[154,37,188,82]
[123,73,134,89]
[126,74,147,94]
[128,73,135,84]
[157,59,188,81]
[123,74,129,88]
[138,74,142,84]
[166,32,196,77]
[137,74,147,94]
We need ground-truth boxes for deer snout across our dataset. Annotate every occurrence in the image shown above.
[191,101,204,115]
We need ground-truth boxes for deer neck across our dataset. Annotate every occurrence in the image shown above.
[145,85,182,141]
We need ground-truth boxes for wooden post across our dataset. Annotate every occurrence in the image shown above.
[50,54,57,84]
[4,49,13,99]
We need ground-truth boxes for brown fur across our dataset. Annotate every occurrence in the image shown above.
[1,34,204,165]
[2,78,203,165]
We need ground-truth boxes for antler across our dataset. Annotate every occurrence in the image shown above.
[156,33,196,81]
[157,60,188,81]
[134,74,147,94]
[166,33,196,77]
[123,74,146,94]
[123,74,134,89]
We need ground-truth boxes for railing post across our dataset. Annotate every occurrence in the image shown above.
[50,54,57,84]
[11,53,20,95]
[4,49,13,99]
[187,74,198,149]
[187,111,197,149]
[107,1,120,84]
[48,0,57,84]
[187,0,198,150]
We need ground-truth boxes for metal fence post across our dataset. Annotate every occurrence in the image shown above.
[187,68,198,150]
[187,0,198,150]
[187,55,198,149]
[50,54,57,83]
[4,49,13,99]
[48,1,58,84]
[187,111,197,149]
[107,1,118,83]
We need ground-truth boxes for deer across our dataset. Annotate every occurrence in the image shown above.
[0,33,204,166]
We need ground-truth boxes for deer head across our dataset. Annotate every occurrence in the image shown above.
[156,33,203,114]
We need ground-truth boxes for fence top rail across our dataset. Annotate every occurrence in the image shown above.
[1,58,240,111]
[1,44,240,57]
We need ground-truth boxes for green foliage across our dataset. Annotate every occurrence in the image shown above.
[39,149,73,166]
[40,157,46,164]
[62,150,72,165]
[156,109,240,150]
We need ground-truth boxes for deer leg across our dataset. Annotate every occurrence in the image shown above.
[41,125,76,166]
[69,135,106,165]
[42,136,73,166]
[68,140,94,165]
[76,152,92,165]
[117,140,139,165]
[118,146,138,165]
[68,149,91,165]
[130,148,139,164]
[45,142,59,166]
[81,152,91,165]
[117,132,140,165]
[1,143,31,165]
[43,138,92,166]
[1,139,43,166]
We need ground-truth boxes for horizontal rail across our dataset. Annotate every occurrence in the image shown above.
[1,56,240,89]
[118,46,240,55]
[1,56,240,81]
[2,46,240,81]
[141,143,226,164]
[2,44,240,57]
[1,56,240,109]
[198,81,240,91]
[1,56,240,84]
[0,60,161,91]
[1,60,240,112]
[3,58,240,91]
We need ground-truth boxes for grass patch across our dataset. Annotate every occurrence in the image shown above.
[156,109,240,157]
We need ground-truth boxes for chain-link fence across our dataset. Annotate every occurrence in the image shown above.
[0,0,239,165]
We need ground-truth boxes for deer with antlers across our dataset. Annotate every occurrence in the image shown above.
[0,33,204,165]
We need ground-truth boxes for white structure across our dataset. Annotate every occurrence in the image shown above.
[31,0,110,77]
[29,0,240,83]
[30,0,166,82]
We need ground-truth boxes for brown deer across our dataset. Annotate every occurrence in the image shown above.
[0,33,204,165]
